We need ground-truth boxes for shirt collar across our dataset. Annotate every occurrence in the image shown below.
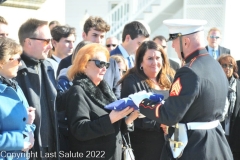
[118,44,130,59]
[52,55,62,63]
[208,45,218,51]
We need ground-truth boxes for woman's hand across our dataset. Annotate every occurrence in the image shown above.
[22,131,35,152]
[22,142,32,152]
[27,107,36,124]
[125,110,140,125]
[109,107,134,124]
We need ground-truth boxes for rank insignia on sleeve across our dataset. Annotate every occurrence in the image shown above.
[170,78,182,96]
[155,103,161,118]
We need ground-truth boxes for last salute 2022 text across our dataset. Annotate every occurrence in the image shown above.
[39,151,106,158]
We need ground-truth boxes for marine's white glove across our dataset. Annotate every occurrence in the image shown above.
[128,90,153,107]
[129,91,152,119]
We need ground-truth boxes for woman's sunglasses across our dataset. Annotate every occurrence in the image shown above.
[221,64,233,69]
[9,57,21,64]
[89,60,110,69]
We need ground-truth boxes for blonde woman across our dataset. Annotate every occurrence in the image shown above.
[65,43,138,160]
[110,54,128,77]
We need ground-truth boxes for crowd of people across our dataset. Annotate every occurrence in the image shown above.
[0,14,239,160]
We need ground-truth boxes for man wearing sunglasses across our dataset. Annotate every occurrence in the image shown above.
[206,27,230,59]
[153,35,180,71]
[16,18,59,160]
[105,36,119,52]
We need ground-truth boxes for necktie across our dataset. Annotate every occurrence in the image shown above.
[212,50,217,59]
[127,56,133,68]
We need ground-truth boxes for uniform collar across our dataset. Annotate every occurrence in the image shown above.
[184,48,208,64]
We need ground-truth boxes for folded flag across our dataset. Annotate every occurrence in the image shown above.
[104,93,164,111]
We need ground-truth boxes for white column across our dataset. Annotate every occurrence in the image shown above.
[224,0,240,60]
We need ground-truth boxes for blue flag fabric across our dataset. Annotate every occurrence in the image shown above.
[104,93,164,111]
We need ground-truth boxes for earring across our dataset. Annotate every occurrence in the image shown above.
[140,66,143,70]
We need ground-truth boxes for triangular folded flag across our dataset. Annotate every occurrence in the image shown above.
[104,93,164,111]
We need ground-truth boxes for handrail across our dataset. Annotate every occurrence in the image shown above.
[104,0,160,38]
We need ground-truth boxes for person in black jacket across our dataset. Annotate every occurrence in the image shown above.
[65,43,138,160]
[119,40,175,160]
[16,18,59,160]
[218,54,240,160]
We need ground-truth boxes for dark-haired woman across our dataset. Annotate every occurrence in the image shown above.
[119,40,175,160]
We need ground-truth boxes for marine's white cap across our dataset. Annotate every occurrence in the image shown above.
[163,19,207,41]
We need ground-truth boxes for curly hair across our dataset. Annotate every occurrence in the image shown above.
[217,54,239,79]
[83,16,110,35]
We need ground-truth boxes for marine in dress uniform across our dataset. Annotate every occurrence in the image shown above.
[130,19,233,160]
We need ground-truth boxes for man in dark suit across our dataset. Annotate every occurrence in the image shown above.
[110,21,150,69]
[153,35,180,71]
[206,27,230,59]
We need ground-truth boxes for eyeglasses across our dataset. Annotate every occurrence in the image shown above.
[106,44,117,48]
[89,59,110,69]
[29,38,52,46]
[209,35,220,39]
[9,57,21,64]
[0,33,9,37]
[221,64,233,69]
[119,69,127,75]
[161,45,167,49]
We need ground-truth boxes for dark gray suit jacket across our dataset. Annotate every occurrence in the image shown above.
[205,45,231,55]
[15,53,59,159]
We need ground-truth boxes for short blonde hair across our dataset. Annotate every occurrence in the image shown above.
[207,27,221,36]
[0,37,22,62]
[68,43,110,80]
[110,54,128,71]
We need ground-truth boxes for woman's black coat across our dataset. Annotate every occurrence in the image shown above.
[65,74,129,160]
[121,73,169,160]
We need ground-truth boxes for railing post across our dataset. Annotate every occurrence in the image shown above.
[129,0,138,20]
